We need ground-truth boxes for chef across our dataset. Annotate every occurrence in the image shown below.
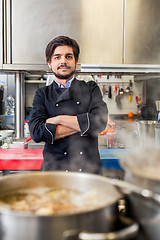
[29,36,108,174]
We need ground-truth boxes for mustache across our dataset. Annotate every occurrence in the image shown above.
[57,64,71,70]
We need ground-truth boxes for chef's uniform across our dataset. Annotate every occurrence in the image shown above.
[29,78,108,174]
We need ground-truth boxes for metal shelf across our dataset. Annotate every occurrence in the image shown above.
[81,64,160,74]
[25,80,46,83]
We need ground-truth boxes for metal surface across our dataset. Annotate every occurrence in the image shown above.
[2,0,11,65]
[0,0,3,68]
[125,0,160,64]
[120,148,160,194]
[9,0,123,65]
[136,120,160,148]
[3,0,7,65]
[6,0,11,64]
[11,0,80,64]
[111,179,160,240]
[2,0,160,71]
[0,172,122,240]
[0,130,14,138]
[81,64,160,73]
[64,216,138,240]
[2,63,81,73]
[15,72,25,139]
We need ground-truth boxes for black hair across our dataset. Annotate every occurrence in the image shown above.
[45,36,80,63]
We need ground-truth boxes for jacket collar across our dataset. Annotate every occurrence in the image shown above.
[55,78,77,103]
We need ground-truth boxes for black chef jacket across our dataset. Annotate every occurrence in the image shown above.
[29,78,108,174]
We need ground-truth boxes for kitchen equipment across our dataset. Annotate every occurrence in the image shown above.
[0,86,4,115]
[114,85,118,93]
[115,91,121,109]
[155,126,160,148]
[140,104,156,120]
[119,149,160,238]
[110,179,160,240]
[119,88,124,95]
[0,130,14,138]
[106,131,117,149]
[155,100,160,121]
[120,148,160,194]
[136,120,160,147]
[125,87,130,93]
[25,74,42,80]
[0,172,138,240]
[108,86,112,98]
[128,95,132,102]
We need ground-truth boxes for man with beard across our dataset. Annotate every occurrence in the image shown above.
[29,36,108,174]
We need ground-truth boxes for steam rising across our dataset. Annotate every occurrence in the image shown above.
[120,148,160,180]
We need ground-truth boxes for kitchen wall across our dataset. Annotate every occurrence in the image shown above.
[25,74,143,117]
[96,76,143,115]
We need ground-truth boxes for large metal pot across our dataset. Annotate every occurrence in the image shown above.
[136,120,160,148]
[0,172,138,240]
[119,149,160,239]
[110,179,160,240]
[120,148,160,194]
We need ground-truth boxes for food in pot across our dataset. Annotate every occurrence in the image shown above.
[0,187,106,216]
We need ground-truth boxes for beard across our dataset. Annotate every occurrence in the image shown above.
[53,69,75,79]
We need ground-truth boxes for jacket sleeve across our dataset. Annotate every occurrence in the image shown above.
[77,81,108,136]
[28,89,57,143]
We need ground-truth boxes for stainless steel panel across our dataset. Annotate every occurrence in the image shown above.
[11,0,123,65]
[15,72,25,139]
[0,0,3,68]
[125,0,160,64]
[2,63,81,73]
[81,64,160,73]
[79,0,123,64]
[11,0,81,65]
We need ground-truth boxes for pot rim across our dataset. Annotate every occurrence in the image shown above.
[0,171,122,217]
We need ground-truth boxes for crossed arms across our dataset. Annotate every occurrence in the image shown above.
[46,115,80,140]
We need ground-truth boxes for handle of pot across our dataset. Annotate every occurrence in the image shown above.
[111,179,160,207]
[63,215,139,240]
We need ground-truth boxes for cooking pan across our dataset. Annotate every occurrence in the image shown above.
[120,148,160,194]
[0,172,138,240]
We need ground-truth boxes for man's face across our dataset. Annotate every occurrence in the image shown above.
[48,45,77,80]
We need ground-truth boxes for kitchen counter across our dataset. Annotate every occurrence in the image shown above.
[0,149,43,171]
[0,148,129,179]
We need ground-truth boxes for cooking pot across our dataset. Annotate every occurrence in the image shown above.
[120,148,160,194]
[119,148,160,239]
[0,172,138,240]
[110,179,160,240]
[136,120,160,148]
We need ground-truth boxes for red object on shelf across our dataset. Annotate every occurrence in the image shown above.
[0,149,43,170]
[25,137,32,143]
